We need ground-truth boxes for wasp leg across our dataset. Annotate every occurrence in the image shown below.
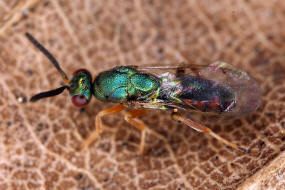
[171,112,246,153]
[81,104,125,150]
[123,109,147,154]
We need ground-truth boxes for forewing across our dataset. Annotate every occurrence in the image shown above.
[134,63,209,77]
[198,61,262,115]
[136,61,261,115]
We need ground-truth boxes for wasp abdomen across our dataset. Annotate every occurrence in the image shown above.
[159,76,236,113]
[179,77,236,113]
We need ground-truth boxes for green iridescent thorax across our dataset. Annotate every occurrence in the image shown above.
[69,69,92,107]
[93,66,160,103]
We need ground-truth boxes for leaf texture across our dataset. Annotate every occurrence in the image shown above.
[0,0,284,189]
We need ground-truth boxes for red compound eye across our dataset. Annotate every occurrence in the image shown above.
[73,69,90,75]
[71,95,89,107]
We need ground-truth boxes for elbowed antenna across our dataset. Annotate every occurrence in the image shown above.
[26,33,70,102]
[25,32,69,84]
[30,86,69,102]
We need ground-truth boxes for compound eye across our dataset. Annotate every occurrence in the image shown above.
[71,95,89,107]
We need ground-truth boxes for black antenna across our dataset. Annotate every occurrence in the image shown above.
[30,86,68,102]
[25,32,69,84]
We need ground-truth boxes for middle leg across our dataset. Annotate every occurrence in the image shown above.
[123,109,147,154]
[82,104,125,150]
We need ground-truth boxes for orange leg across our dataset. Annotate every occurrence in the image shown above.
[123,109,147,154]
[82,104,125,149]
[171,112,246,152]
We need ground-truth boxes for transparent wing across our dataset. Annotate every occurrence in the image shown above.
[133,62,209,77]
[197,61,261,115]
[135,63,208,70]
[135,61,261,116]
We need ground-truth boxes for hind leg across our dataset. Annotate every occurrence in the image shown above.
[171,112,246,152]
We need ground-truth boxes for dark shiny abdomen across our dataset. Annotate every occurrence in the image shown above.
[178,77,236,113]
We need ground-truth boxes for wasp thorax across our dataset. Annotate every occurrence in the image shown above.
[69,69,92,107]
[93,66,160,103]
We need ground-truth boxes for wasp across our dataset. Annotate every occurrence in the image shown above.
[26,33,261,154]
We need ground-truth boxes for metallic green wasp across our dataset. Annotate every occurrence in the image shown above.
[26,33,261,153]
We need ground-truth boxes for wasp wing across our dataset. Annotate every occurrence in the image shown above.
[135,61,261,115]
[197,61,261,115]
[134,62,209,77]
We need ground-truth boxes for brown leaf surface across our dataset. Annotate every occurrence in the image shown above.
[0,0,284,189]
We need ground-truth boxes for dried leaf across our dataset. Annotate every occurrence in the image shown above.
[0,0,284,189]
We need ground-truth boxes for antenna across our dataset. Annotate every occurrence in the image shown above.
[30,86,69,102]
[25,32,69,84]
